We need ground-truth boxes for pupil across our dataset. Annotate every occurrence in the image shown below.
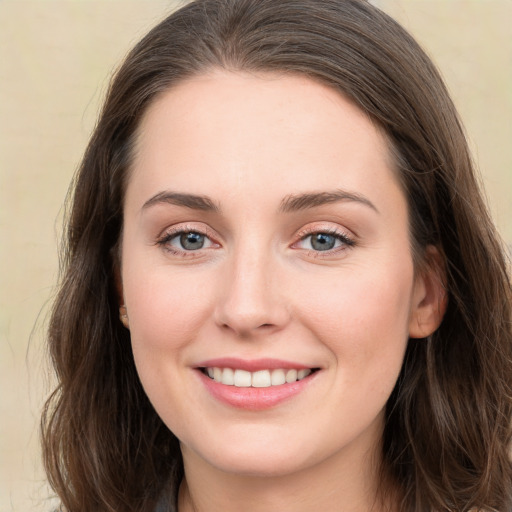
[311,233,335,251]
[180,232,204,250]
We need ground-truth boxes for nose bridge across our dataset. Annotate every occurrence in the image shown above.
[214,236,288,336]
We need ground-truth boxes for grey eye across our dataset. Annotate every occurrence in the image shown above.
[310,233,336,251]
[180,232,205,250]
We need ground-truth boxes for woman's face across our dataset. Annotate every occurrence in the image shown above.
[121,71,434,478]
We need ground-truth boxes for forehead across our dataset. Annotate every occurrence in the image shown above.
[127,70,401,213]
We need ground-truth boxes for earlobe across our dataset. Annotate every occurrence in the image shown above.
[408,246,448,339]
[119,304,130,329]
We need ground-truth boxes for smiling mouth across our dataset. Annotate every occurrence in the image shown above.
[199,367,319,388]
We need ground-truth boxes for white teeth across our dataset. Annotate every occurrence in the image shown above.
[271,369,286,386]
[252,370,271,387]
[234,369,252,387]
[285,369,298,383]
[221,367,234,385]
[205,367,314,387]
[297,369,312,380]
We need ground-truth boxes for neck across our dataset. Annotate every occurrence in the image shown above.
[177,441,398,512]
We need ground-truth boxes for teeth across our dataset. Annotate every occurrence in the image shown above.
[222,367,234,385]
[252,370,271,388]
[285,369,298,383]
[297,369,311,380]
[271,369,286,386]
[234,369,252,387]
[205,367,314,387]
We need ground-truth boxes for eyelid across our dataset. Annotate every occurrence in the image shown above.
[295,222,355,241]
[156,222,211,240]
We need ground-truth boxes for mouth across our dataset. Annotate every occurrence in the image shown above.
[199,367,320,388]
[194,358,321,410]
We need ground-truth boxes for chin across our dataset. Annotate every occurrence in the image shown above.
[182,433,320,478]
[208,451,313,478]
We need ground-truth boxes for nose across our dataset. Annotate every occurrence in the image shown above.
[213,246,290,338]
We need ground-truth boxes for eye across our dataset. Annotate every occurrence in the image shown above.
[307,233,338,251]
[295,229,355,253]
[157,228,217,254]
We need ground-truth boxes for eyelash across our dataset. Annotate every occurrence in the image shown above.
[155,225,356,258]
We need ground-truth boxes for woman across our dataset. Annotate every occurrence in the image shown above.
[41,0,512,511]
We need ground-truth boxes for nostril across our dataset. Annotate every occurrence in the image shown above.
[221,322,273,330]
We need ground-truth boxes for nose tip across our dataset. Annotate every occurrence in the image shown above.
[213,257,290,338]
[215,289,288,337]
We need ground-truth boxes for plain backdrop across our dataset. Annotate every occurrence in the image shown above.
[1,1,510,510]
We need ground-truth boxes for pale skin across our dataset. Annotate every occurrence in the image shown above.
[119,70,446,511]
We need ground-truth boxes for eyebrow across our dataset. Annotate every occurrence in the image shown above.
[141,188,378,215]
[279,190,379,214]
[142,191,220,212]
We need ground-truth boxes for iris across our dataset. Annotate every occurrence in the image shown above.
[180,232,205,250]
[310,233,336,251]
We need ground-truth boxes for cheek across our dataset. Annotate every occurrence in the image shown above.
[123,264,216,359]
[294,261,414,381]
[301,264,412,328]
[123,267,217,427]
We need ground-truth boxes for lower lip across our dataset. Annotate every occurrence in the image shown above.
[197,370,318,411]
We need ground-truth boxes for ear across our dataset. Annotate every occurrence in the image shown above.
[114,263,130,329]
[408,245,448,339]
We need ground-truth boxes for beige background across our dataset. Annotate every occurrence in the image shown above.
[1,1,510,511]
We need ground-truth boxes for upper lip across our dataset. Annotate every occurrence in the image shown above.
[195,357,315,372]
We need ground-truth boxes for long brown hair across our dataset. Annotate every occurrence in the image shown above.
[41,1,512,510]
